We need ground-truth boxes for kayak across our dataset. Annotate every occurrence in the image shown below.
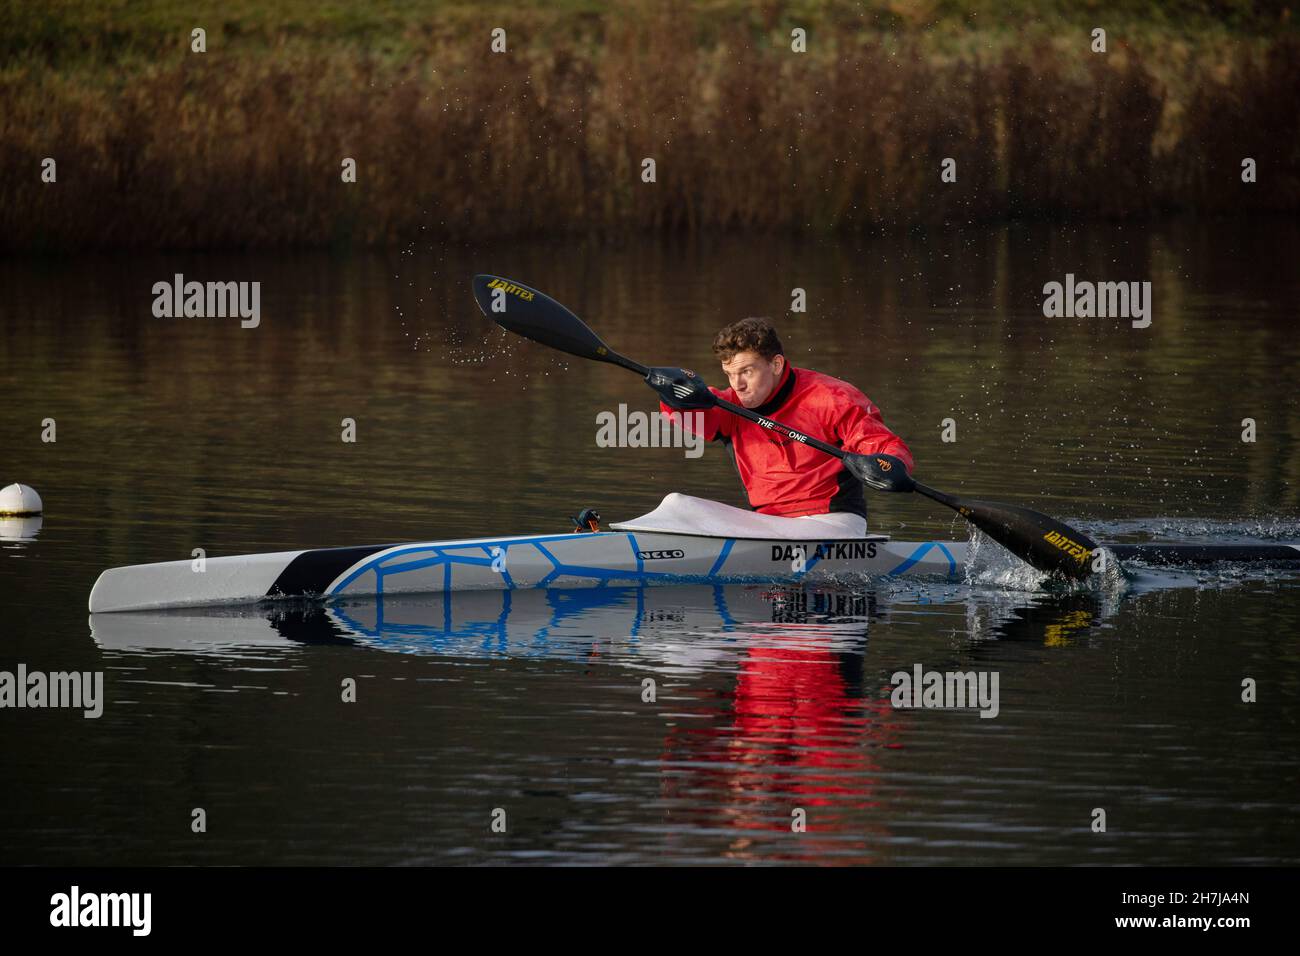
[87,486,1300,613]
[87,494,965,613]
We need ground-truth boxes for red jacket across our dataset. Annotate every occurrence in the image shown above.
[661,364,912,518]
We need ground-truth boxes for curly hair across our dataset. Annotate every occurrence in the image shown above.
[712,318,784,363]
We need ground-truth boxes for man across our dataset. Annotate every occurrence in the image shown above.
[644,318,912,536]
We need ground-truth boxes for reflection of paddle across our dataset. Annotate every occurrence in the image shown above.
[473,273,1100,581]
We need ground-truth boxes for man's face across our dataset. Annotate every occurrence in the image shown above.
[721,350,786,409]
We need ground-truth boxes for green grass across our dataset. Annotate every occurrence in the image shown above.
[3,0,1294,68]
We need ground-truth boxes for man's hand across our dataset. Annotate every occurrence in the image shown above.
[844,452,915,493]
[645,367,717,410]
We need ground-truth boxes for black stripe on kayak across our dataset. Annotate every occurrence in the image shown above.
[266,545,392,598]
[1107,544,1300,565]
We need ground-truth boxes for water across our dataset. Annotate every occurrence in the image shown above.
[2,220,1299,864]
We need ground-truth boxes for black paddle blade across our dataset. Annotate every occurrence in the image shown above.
[915,482,1098,581]
[471,275,646,374]
[962,501,1098,580]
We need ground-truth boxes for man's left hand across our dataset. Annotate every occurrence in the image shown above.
[645,367,717,410]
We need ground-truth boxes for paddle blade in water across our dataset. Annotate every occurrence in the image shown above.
[961,500,1098,581]
[913,481,1097,580]
[471,274,644,372]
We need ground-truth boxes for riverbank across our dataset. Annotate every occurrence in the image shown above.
[2,1,1297,250]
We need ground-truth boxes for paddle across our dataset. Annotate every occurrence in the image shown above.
[471,274,1100,581]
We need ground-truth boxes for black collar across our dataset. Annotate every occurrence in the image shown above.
[752,364,796,417]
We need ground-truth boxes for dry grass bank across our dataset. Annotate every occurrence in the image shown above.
[1,1,1297,250]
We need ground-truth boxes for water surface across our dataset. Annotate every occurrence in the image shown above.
[2,220,1298,864]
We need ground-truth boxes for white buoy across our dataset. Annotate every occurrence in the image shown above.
[0,483,43,516]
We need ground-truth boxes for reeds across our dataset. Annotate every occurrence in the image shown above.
[1,7,1296,251]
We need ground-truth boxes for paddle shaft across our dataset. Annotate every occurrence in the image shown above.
[706,396,951,509]
[586,339,1096,580]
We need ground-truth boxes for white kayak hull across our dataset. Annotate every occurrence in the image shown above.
[88,529,966,613]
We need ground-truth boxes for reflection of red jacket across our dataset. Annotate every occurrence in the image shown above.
[657,648,903,836]
[661,364,912,518]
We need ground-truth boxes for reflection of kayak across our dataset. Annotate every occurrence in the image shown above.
[89,584,883,665]
[87,494,965,613]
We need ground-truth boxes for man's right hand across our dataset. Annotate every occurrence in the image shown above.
[645,367,717,410]
[844,452,915,493]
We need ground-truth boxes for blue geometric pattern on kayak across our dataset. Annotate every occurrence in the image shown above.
[327,532,957,594]
[886,541,958,576]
